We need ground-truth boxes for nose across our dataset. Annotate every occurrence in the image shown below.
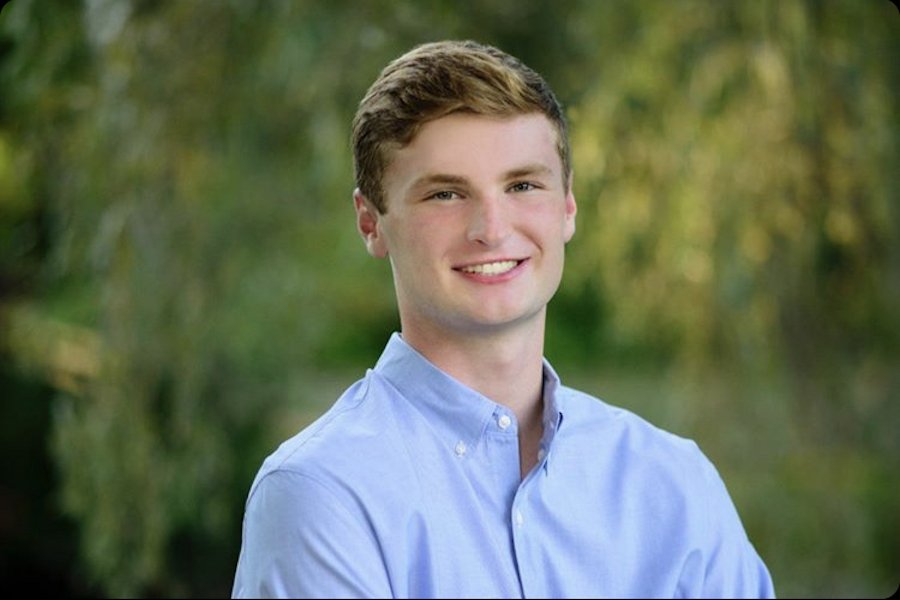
[466,194,511,247]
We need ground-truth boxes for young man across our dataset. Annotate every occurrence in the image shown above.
[232,40,775,598]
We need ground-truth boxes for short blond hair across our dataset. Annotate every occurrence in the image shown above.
[351,40,570,213]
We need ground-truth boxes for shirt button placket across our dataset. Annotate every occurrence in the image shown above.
[512,503,529,596]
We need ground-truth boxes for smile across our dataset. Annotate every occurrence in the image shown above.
[456,259,524,276]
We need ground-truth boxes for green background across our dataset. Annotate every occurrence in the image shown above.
[1,0,898,596]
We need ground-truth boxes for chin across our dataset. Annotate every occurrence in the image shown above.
[461,307,544,333]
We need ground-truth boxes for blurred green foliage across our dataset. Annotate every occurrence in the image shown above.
[1,0,898,597]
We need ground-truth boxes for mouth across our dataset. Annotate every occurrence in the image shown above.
[453,258,527,276]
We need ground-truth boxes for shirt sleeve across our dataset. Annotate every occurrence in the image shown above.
[232,469,393,599]
[691,450,776,599]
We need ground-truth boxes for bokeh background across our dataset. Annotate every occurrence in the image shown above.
[1,0,898,597]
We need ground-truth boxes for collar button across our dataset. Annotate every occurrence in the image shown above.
[454,441,467,456]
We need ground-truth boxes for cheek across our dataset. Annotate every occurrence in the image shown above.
[528,206,570,243]
[387,215,447,263]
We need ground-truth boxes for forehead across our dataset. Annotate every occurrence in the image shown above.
[383,113,562,193]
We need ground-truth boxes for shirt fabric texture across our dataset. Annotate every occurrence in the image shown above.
[232,333,775,598]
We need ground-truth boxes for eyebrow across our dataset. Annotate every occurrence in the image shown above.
[503,164,555,181]
[409,164,556,193]
[410,173,470,191]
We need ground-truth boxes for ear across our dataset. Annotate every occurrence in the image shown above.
[354,189,389,258]
[563,178,577,243]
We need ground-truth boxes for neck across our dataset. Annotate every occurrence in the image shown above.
[400,313,547,479]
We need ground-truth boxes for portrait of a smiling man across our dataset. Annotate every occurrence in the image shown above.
[232,40,774,599]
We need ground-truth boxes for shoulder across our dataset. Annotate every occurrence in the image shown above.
[552,383,727,513]
[234,373,402,597]
[551,386,775,597]
[557,384,705,466]
[246,370,418,509]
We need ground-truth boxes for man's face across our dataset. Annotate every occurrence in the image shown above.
[355,112,576,338]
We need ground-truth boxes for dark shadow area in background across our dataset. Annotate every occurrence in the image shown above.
[0,363,98,598]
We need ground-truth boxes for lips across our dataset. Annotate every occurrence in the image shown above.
[453,258,528,277]
[458,260,520,275]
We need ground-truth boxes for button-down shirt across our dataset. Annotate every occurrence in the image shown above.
[233,333,775,598]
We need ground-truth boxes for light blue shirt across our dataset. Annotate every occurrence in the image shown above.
[233,333,775,598]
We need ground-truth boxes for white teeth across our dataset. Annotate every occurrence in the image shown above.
[460,260,519,275]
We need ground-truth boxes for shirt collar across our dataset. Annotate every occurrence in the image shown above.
[374,333,496,455]
[539,357,564,472]
[374,333,565,464]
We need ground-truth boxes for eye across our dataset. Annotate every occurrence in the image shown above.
[427,190,459,201]
[509,181,537,193]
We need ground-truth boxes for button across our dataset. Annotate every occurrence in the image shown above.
[515,510,524,527]
[498,415,512,430]
[537,449,546,461]
[455,441,467,456]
